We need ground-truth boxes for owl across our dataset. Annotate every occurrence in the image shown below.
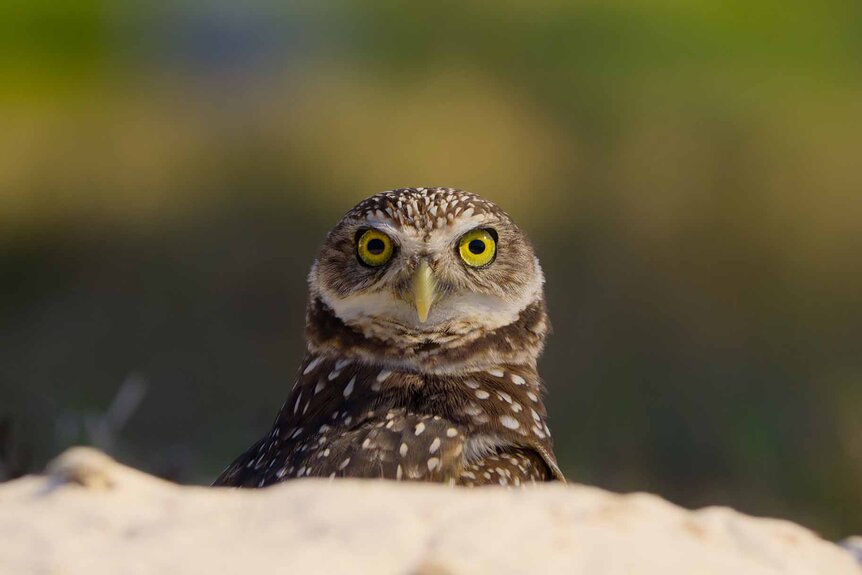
[214,188,564,487]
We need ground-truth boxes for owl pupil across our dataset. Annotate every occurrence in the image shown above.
[468,239,485,254]
[367,238,385,254]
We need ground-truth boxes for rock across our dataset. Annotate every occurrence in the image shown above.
[0,447,858,575]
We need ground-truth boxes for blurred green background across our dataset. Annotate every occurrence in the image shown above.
[1,0,860,538]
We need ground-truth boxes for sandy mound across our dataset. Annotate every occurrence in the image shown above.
[0,447,858,575]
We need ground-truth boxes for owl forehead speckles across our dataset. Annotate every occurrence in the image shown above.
[346,187,507,234]
[213,188,563,488]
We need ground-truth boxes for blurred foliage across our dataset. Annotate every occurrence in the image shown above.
[1,0,860,537]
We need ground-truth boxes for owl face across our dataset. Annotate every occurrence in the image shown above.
[309,188,544,342]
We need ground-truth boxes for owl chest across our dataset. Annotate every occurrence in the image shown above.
[283,362,544,458]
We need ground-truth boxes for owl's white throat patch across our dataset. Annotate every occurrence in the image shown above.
[326,289,519,330]
[317,279,541,351]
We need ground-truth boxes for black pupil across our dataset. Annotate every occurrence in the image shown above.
[468,239,486,255]
[367,238,386,255]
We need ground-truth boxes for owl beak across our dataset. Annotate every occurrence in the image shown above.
[412,260,436,323]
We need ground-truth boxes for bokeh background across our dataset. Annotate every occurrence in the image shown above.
[1,0,861,538]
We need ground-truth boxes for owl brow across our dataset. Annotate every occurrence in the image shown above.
[355,220,401,239]
[422,219,499,253]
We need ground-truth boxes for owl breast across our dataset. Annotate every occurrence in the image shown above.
[213,353,562,487]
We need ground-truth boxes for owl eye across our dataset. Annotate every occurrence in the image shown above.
[458,228,497,268]
[356,229,395,267]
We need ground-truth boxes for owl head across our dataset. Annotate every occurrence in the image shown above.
[307,188,548,370]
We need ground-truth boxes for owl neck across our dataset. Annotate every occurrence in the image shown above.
[304,296,549,375]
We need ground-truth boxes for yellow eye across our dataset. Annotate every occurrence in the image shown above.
[356,229,395,267]
[458,229,497,268]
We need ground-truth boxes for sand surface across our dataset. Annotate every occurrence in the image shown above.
[0,447,858,575]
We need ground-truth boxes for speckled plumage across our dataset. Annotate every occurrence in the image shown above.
[214,188,563,487]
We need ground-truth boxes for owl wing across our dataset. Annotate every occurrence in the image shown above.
[306,412,466,482]
[212,437,268,487]
[532,441,565,481]
[460,448,556,486]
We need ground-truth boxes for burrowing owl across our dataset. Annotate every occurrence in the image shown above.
[214,188,563,487]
